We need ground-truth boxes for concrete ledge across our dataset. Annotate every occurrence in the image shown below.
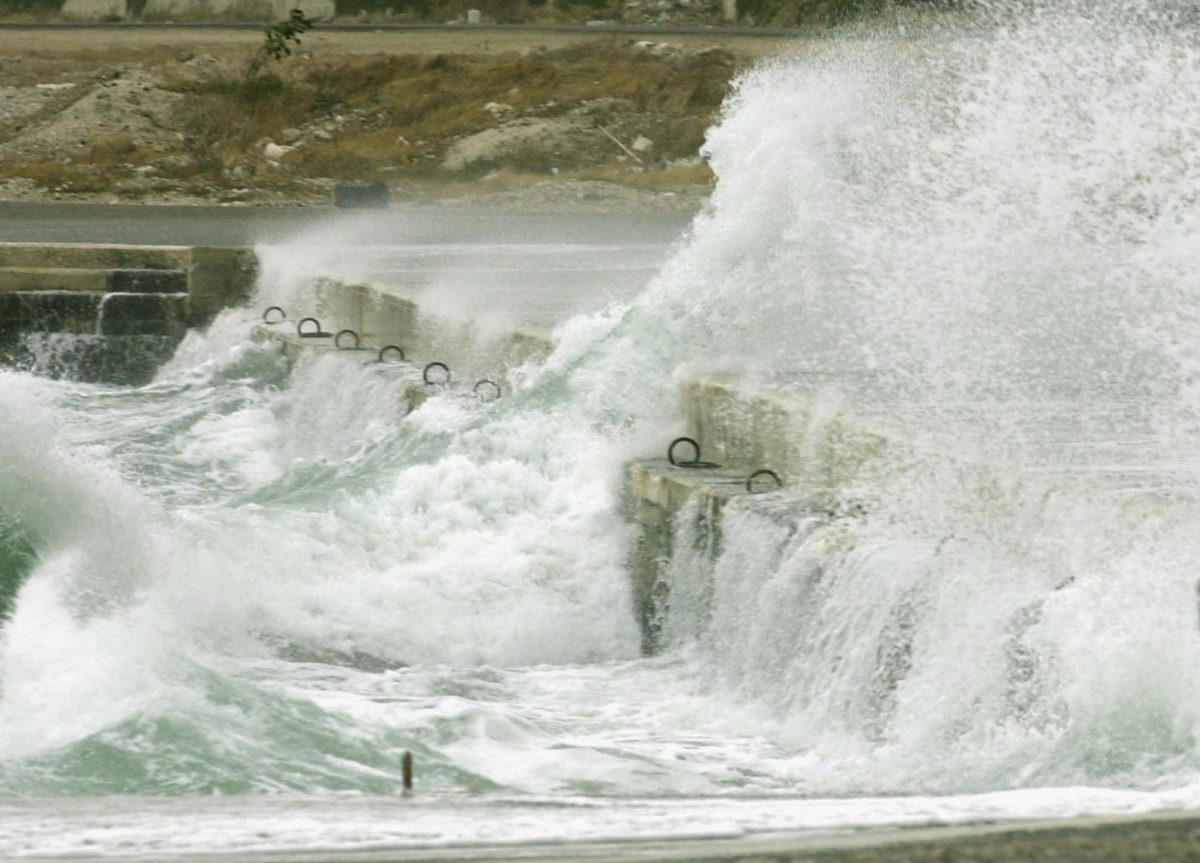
[683,377,900,493]
[0,267,189,295]
[627,459,752,513]
[109,268,189,294]
[0,242,191,271]
[0,268,110,294]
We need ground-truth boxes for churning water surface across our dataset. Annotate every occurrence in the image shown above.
[6,2,1200,857]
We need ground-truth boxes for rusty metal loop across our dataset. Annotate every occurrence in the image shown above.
[262,306,286,324]
[297,317,330,338]
[746,469,783,493]
[668,436,720,468]
[423,361,451,386]
[335,329,361,350]
[377,345,406,364]
[473,379,502,402]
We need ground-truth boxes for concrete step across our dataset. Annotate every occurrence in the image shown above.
[0,268,109,294]
[0,242,191,271]
[0,267,188,295]
[0,244,258,327]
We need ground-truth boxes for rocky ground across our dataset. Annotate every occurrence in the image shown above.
[0,25,806,212]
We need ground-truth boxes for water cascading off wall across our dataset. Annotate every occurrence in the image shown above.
[4,0,1200,855]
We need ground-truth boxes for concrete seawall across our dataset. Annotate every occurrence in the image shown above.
[0,242,256,325]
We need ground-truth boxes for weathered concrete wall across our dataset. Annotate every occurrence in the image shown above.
[57,0,334,19]
[59,0,125,19]
[184,246,259,325]
[140,0,335,21]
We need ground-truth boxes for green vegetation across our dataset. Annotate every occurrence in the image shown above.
[260,9,314,61]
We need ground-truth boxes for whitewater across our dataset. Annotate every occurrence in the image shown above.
[6,1,1200,857]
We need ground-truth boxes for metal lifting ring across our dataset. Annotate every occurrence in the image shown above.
[423,361,451,386]
[473,379,502,402]
[297,317,330,338]
[377,345,406,364]
[668,436,700,465]
[667,436,720,468]
[262,306,286,324]
[746,469,783,493]
[335,329,361,350]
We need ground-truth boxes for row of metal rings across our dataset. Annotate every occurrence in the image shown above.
[667,436,783,494]
[262,307,502,401]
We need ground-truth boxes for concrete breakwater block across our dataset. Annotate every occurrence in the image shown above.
[0,243,189,271]
[622,381,897,654]
[625,460,755,654]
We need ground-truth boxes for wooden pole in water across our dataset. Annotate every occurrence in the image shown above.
[402,750,413,792]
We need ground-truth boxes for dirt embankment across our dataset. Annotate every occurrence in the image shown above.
[0,27,800,210]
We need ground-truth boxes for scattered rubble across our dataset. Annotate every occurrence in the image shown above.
[0,68,183,162]
[0,39,727,208]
